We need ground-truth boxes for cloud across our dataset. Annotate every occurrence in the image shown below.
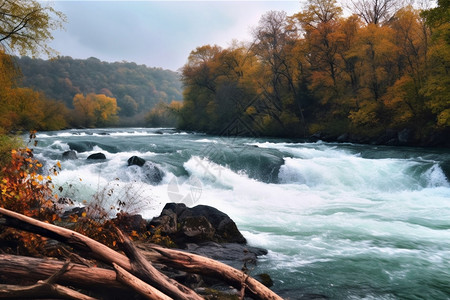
[46,1,301,71]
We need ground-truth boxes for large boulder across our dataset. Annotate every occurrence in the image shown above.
[62,150,77,160]
[128,155,146,167]
[87,152,106,160]
[150,203,246,246]
[142,162,164,184]
[127,156,164,185]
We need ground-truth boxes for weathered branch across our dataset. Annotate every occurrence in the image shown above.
[113,263,173,300]
[0,254,125,291]
[141,244,283,300]
[0,258,97,300]
[116,229,202,300]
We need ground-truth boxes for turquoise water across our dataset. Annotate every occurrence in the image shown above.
[34,128,450,299]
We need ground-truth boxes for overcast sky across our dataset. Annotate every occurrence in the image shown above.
[44,1,302,71]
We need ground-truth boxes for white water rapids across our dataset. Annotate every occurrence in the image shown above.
[34,128,450,299]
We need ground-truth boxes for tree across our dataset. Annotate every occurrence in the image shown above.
[0,0,65,57]
[349,0,404,25]
[72,93,119,128]
[381,6,431,128]
[420,0,450,127]
[252,10,307,135]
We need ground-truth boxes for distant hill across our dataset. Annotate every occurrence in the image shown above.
[16,56,183,124]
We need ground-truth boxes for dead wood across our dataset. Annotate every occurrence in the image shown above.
[140,244,283,300]
[0,254,124,291]
[0,207,201,300]
[113,263,173,300]
[0,259,97,300]
[116,229,202,300]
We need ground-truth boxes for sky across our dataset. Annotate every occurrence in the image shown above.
[43,1,303,71]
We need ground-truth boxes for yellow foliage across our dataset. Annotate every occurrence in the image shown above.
[349,101,380,127]
[73,93,119,127]
[437,109,450,127]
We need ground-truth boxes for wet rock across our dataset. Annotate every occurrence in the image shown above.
[141,162,164,184]
[151,209,178,234]
[126,156,164,184]
[62,150,77,160]
[87,152,106,160]
[151,203,246,245]
[181,216,215,242]
[256,273,274,287]
[186,205,246,244]
[68,141,94,153]
[113,212,147,233]
[184,242,267,269]
[128,155,146,167]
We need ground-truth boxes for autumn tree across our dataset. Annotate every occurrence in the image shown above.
[251,10,309,136]
[146,100,182,127]
[349,0,404,25]
[0,0,65,57]
[72,93,119,128]
[420,0,450,127]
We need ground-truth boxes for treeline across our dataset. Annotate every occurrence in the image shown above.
[178,0,449,145]
[16,56,183,126]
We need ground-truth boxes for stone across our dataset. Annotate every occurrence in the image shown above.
[113,212,147,233]
[87,152,106,160]
[127,155,146,167]
[142,162,164,184]
[256,273,274,287]
[149,203,247,245]
[150,209,178,234]
[186,205,246,244]
[62,150,77,160]
[181,216,215,242]
[184,242,268,269]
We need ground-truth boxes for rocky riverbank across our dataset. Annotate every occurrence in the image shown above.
[310,127,450,148]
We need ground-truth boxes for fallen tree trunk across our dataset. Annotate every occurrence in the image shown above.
[0,254,124,291]
[140,244,284,300]
[113,263,173,300]
[0,259,97,300]
[0,207,201,300]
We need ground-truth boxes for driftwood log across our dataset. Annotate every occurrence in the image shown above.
[113,263,172,300]
[0,260,97,300]
[139,244,284,300]
[0,207,284,300]
[0,207,201,300]
[0,254,125,291]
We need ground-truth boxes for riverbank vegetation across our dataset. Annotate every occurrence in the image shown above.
[178,0,449,146]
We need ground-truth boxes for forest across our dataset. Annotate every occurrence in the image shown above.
[16,56,183,127]
[178,0,449,146]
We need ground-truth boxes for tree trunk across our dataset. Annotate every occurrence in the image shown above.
[0,207,201,300]
[0,254,124,291]
[140,244,283,300]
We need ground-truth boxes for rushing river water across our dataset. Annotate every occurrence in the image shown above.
[33,128,450,300]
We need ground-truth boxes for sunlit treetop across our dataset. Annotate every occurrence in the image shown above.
[0,0,66,57]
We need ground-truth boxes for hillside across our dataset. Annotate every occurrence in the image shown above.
[16,56,183,125]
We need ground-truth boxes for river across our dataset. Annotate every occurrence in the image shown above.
[33,128,450,299]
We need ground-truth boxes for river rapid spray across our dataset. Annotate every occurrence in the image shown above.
[33,128,450,299]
